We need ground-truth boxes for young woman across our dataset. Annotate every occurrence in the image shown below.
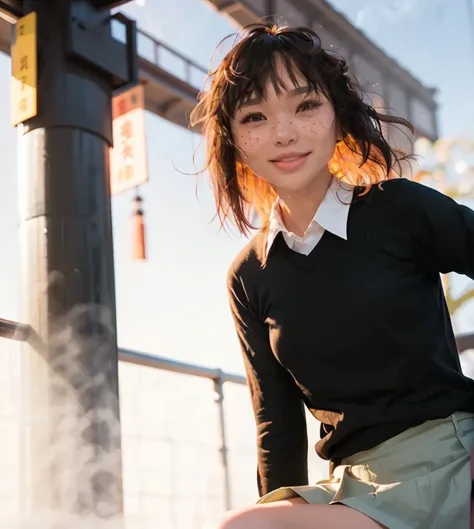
[191,22,474,529]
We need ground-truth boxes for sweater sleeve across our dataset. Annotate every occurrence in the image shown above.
[227,266,308,497]
[401,180,474,279]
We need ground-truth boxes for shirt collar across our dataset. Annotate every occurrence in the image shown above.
[266,178,354,257]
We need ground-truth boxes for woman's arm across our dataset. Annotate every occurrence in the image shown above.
[400,180,474,279]
[399,181,474,510]
[228,266,308,497]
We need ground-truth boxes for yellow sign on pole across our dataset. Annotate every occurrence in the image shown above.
[11,12,38,127]
[110,84,149,195]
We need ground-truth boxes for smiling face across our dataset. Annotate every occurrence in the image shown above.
[231,57,338,196]
[191,24,408,235]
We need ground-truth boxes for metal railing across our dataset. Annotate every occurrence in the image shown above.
[136,28,208,90]
[119,347,246,513]
[117,352,260,528]
[0,317,259,528]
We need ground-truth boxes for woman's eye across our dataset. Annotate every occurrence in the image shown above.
[298,100,321,112]
[240,112,265,124]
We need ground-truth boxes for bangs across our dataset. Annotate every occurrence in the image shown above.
[222,29,327,116]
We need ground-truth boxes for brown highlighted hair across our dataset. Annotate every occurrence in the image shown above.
[191,22,415,236]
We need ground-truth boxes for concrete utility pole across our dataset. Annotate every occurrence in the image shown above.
[6,0,137,522]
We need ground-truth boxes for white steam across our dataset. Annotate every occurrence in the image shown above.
[0,304,138,529]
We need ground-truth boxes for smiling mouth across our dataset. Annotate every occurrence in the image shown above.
[270,152,311,163]
[269,152,312,172]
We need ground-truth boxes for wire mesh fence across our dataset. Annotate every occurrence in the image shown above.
[119,360,256,529]
[0,339,332,529]
[0,341,260,528]
[0,340,22,518]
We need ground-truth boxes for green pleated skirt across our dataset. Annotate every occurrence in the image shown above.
[257,412,474,529]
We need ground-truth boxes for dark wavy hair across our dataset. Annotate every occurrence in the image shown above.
[191,22,415,236]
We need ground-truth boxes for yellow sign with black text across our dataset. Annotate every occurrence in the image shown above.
[11,12,38,126]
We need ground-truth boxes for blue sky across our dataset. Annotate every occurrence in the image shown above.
[0,0,473,374]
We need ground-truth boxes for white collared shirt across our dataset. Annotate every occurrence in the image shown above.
[266,178,354,257]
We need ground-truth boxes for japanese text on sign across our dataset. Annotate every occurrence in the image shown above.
[110,84,149,195]
[11,12,38,126]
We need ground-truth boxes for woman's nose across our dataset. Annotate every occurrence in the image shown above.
[273,118,298,146]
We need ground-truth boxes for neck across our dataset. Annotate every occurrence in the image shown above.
[277,169,332,237]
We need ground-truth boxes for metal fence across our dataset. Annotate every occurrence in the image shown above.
[118,348,258,529]
[109,19,209,98]
[136,28,208,90]
[0,344,252,528]
[0,316,330,529]
[0,320,263,529]
[0,339,22,519]
[0,319,336,529]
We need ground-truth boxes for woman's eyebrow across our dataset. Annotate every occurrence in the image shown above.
[240,85,312,109]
